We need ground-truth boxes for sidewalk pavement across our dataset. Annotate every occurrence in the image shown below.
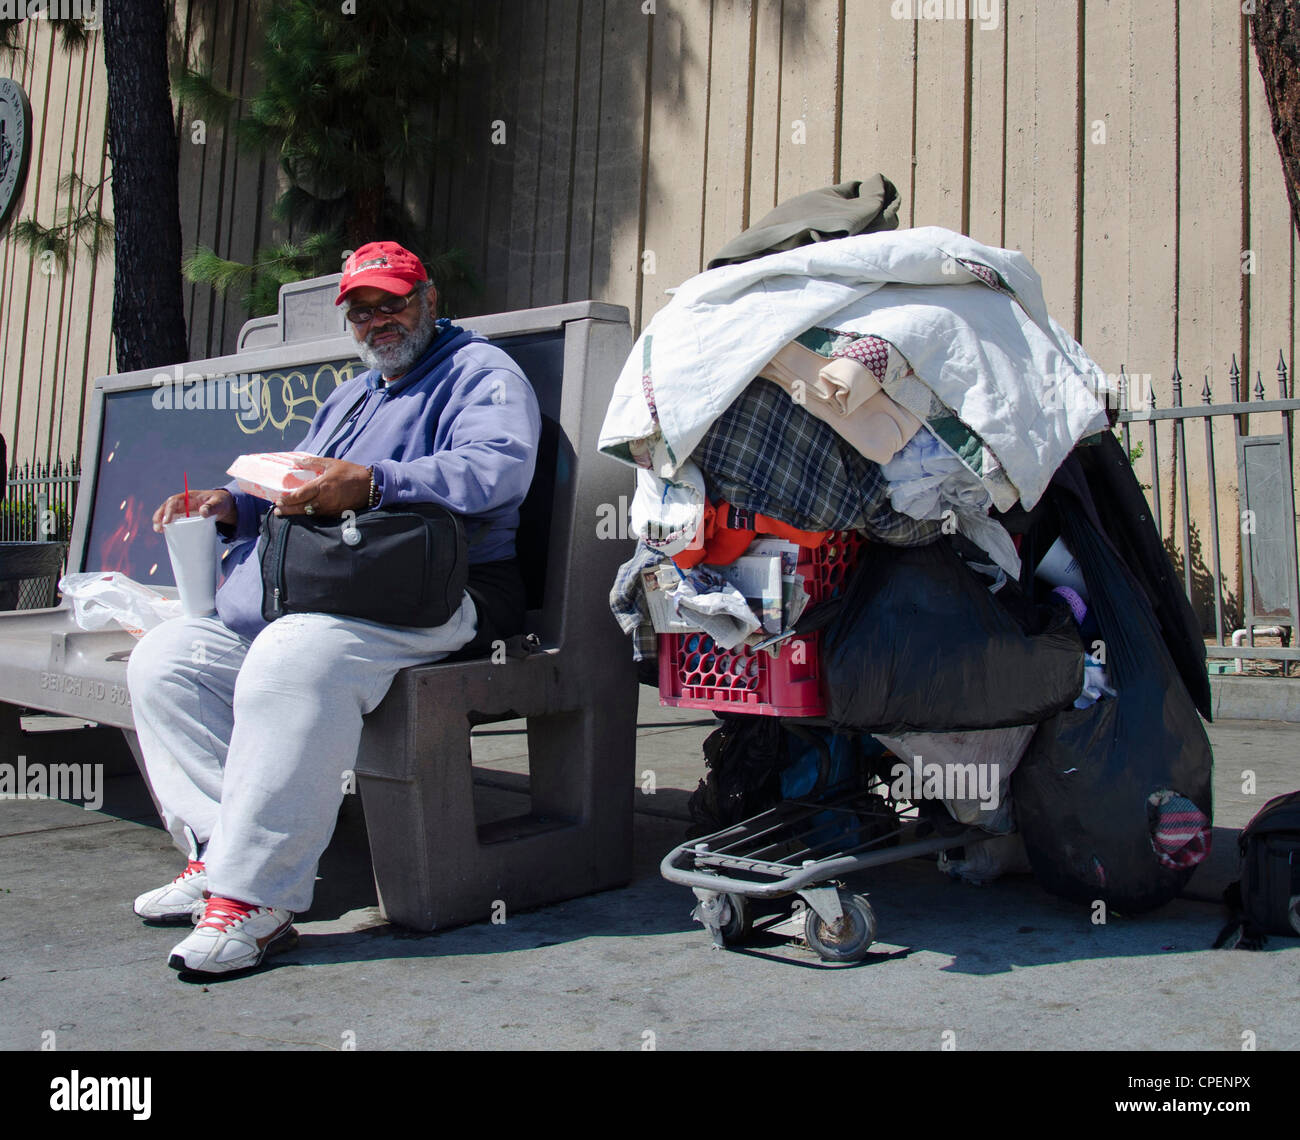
[1,688,1296,1051]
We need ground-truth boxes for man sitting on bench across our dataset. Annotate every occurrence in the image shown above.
[127,241,541,976]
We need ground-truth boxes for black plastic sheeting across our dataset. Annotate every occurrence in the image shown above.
[686,715,788,838]
[1012,485,1214,914]
[823,539,1085,735]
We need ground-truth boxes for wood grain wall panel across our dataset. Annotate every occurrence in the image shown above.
[50,38,90,460]
[747,0,783,220]
[564,0,607,304]
[639,0,712,326]
[1176,0,1244,391]
[1293,222,1299,404]
[911,12,967,232]
[1245,18,1295,420]
[210,1,259,356]
[1121,0,1177,388]
[174,0,209,359]
[41,30,84,462]
[11,22,61,466]
[1080,0,1133,376]
[1173,1,1246,599]
[1003,0,1083,336]
[503,0,549,312]
[420,3,458,275]
[531,0,582,308]
[441,0,499,312]
[26,23,76,462]
[967,6,1005,247]
[838,1,916,227]
[0,20,28,447]
[61,42,109,462]
[775,0,839,204]
[0,19,36,451]
[184,0,236,360]
[586,0,649,319]
[699,0,754,270]
[479,0,523,317]
[0,28,20,432]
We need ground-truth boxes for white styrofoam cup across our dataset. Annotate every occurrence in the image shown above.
[163,514,219,617]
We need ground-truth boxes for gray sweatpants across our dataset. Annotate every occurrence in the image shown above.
[126,599,477,912]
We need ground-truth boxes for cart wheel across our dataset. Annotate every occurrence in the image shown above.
[803,891,876,962]
[719,894,753,945]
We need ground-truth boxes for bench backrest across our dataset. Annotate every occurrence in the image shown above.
[70,292,632,647]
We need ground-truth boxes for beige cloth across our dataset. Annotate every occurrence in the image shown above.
[758,340,923,464]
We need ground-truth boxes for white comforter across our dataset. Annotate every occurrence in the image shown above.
[598,226,1111,512]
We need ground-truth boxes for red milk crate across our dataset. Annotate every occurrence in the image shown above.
[657,531,865,717]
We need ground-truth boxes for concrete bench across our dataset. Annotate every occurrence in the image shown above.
[0,278,639,930]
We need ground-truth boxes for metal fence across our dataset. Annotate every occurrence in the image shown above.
[1116,352,1300,669]
[2,458,80,551]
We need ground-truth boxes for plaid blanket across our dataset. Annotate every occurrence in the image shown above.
[611,380,940,660]
[610,539,668,662]
[695,379,941,543]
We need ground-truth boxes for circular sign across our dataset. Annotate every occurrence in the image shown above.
[0,79,33,235]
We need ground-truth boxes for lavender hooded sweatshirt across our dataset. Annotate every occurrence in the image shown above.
[215,320,541,639]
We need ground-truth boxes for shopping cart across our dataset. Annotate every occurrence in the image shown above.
[660,722,995,962]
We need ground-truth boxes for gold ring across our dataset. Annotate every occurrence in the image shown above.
[305,503,316,515]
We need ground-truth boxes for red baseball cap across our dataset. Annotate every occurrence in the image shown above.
[336,241,429,305]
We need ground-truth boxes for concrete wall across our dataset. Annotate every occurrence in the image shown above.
[1,0,1297,625]
[0,14,113,473]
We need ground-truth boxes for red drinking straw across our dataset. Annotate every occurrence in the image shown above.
[183,472,191,518]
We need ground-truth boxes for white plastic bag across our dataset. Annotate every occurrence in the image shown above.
[939,832,1033,886]
[58,572,184,639]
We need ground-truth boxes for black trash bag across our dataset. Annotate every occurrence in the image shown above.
[686,715,788,838]
[1012,492,1214,914]
[822,539,1084,734]
[1073,433,1211,719]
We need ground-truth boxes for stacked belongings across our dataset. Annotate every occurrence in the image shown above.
[601,179,1213,914]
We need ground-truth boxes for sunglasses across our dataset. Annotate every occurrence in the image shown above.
[345,289,418,325]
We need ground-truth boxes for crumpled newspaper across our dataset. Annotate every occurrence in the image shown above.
[669,567,759,650]
[59,572,183,639]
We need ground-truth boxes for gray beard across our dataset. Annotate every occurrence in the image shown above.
[356,301,438,378]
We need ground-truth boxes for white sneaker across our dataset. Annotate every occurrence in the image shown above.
[168,896,296,975]
[133,859,208,923]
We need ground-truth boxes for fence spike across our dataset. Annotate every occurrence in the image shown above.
[1255,371,1266,401]
[1229,354,1241,401]
[1202,374,1212,404]
[1117,363,1128,412]
[1279,349,1290,399]
[1171,365,1183,406]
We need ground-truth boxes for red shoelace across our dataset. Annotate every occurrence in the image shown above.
[197,896,262,930]
[176,859,205,881]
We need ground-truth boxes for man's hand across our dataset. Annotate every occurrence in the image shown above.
[153,489,236,532]
[274,457,372,517]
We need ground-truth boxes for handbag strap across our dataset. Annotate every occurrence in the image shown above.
[319,391,370,457]
[314,391,491,549]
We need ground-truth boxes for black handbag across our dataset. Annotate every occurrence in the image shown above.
[257,503,468,628]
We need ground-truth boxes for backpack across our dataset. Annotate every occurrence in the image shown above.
[1214,790,1300,949]
[686,715,788,838]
